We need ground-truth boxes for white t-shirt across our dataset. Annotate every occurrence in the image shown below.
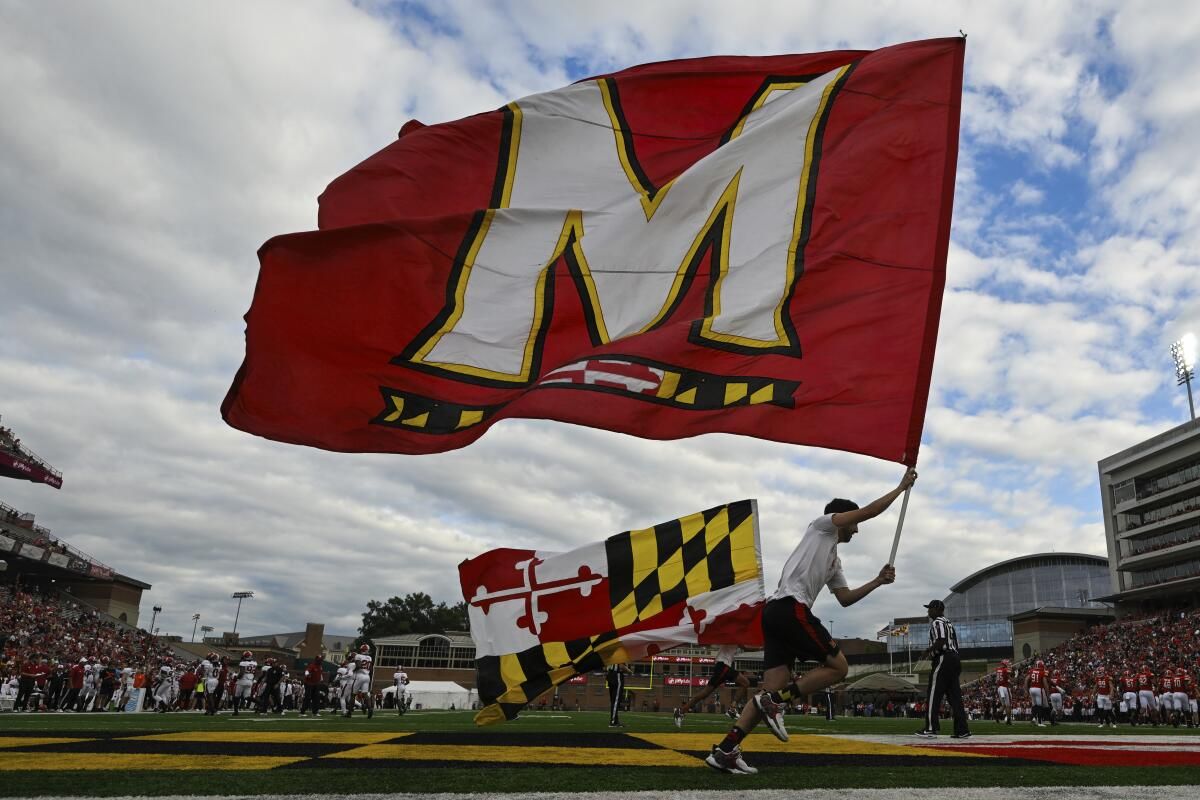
[769,514,848,606]
[715,645,738,665]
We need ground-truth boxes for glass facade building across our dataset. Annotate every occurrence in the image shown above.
[888,553,1109,653]
[1098,417,1200,611]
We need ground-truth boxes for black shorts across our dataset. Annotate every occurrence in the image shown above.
[706,663,738,688]
[761,596,839,670]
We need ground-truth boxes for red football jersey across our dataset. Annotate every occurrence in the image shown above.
[1137,672,1153,689]
[1183,673,1197,698]
[1120,676,1136,693]
[996,666,1010,687]
[1027,667,1045,686]
[1095,676,1112,694]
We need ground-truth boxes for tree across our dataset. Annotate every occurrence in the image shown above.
[359,592,469,639]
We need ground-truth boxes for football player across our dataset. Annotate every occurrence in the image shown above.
[675,646,754,728]
[1048,668,1065,726]
[393,665,409,715]
[1136,664,1157,727]
[994,659,1013,725]
[232,651,257,716]
[346,644,374,719]
[1093,665,1114,728]
[1024,659,1049,727]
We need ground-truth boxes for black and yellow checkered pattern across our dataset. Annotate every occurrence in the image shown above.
[471,500,760,726]
[606,500,759,629]
[474,631,624,725]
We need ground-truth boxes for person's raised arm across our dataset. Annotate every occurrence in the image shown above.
[830,565,895,607]
[830,468,918,528]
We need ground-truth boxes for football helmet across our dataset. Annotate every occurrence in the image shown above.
[242,650,253,660]
[1035,659,1045,669]
[359,644,370,654]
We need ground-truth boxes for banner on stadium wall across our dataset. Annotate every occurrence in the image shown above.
[67,557,87,573]
[88,563,114,578]
[652,655,716,664]
[18,544,44,561]
[47,552,70,568]
[665,676,715,687]
[0,450,63,489]
[123,688,145,713]
[0,534,14,553]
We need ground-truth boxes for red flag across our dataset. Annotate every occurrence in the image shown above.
[223,38,964,464]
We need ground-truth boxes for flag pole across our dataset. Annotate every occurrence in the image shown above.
[886,486,912,567]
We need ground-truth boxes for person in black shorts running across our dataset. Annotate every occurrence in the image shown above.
[705,468,916,774]
[675,645,756,727]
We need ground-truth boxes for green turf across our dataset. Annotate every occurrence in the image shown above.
[1,710,1198,796]
[1,708,1197,735]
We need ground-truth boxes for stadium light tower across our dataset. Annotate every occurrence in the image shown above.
[1172,333,1197,421]
[149,605,162,635]
[231,591,255,634]
[190,613,201,642]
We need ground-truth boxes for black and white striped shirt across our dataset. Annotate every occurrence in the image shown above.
[928,616,959,656]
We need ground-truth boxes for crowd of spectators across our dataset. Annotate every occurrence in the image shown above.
[0,585,175,710]
[0,424,20,453]
[963,607,1200,719]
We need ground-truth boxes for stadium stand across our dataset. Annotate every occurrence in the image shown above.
[963,608,1200,721]
[0,416,63,489]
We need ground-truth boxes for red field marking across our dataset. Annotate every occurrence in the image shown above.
[938,745,1200,767]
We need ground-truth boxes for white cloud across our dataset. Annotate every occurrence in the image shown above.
[1010,180,1045,205]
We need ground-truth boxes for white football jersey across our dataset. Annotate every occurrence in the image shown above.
[393,670,408,687]
[198,659,212,679]
[354,653,373,673]
[336,666,349,685]
[238,660,258,680]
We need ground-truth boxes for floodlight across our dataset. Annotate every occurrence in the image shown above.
[1171,332,1197,420]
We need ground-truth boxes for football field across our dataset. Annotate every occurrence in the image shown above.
[1,710,1198,798]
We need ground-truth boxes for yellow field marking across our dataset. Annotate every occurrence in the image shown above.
[127,731,406,745]
[324,743,700,767]
[0,737,89,749]
[0,753,305,771]
[632,733,991,758]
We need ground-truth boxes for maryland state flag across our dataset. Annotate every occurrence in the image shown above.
[461,500,765,724]
[222,38,963,465]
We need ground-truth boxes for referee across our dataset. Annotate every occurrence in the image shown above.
[915,599,970,739]
[606,662,632,727]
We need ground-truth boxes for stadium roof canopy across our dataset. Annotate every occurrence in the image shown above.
[949,552,1108,594]
[845,672,918,693]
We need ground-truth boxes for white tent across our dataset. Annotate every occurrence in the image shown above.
[382,680,475,710]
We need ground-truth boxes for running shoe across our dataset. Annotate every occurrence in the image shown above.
[704,745,757,774]
[753,691,788,742]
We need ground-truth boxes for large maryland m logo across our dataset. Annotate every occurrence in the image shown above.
[401,67,851,385]
[224,39,964,462]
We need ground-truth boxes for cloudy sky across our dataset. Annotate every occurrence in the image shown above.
[2,1,1198,644]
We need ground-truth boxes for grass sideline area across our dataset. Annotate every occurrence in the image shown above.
[1,710,1198,796]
